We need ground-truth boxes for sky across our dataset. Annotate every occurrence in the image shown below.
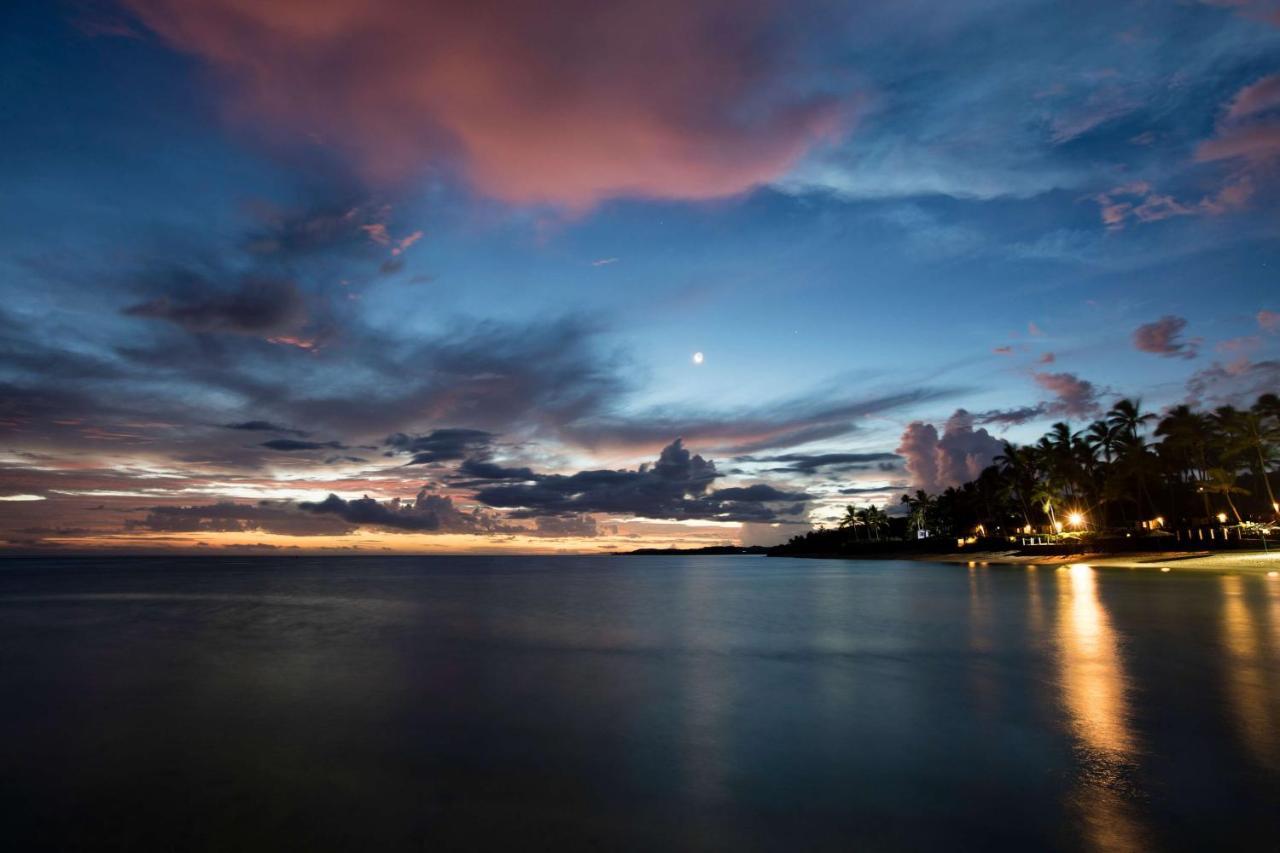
[1,0,1278,554]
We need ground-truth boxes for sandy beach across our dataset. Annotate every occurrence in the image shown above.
[915,549,1280,574]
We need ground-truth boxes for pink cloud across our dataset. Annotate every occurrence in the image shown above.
[1199,0,1280,26]
[122,0,850,209]
[1032,370,1101,418]
[1225,73,1280,121]
[1094,175,1254,228]
[1028,321,1044,337]
[1038,352,1055,364]
[1133,315,1199,359]
[1093,181,1196,230]
[1197,74,1280,169]
[1186,357,1280,407]
[1260,309,1280,332]
[361,223,390,247]
[1197,124,1280,163]
[391,230,423,256]
[1217,336,1261,353]
[896,410,1004,494]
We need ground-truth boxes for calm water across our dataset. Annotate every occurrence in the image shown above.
[1,556,1278,851]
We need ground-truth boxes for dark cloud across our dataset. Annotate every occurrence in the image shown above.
[1133,315,1199,359]
[261,439,347,452]
[839,484,908,495]
[387,429,496,464]
[273,317,628,441]
[125,277,309,338]
[455,458,537,481]
[972,405,1049,426]
[564,388,959,455]
[474,438,807,523]
[1186,358,1280,407]
[299,490,501,533]
[244,200,392,258]
[708,484,810,502]
[529,515,600,538]
[736,451,900,473]
[224,420,308,436]
[128,502,355,536]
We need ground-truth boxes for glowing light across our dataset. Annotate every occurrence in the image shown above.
[1067,511,1085,528]
[1268,571,1278,579]
[1161,567,1171,573]
[692,351,704,365]
[1217,513,1228,524]
[1054,521,1064,533]
[0,494,45,501]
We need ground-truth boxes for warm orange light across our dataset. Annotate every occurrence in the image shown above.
[1217,513,1228,524]
[1067,512,1085,528]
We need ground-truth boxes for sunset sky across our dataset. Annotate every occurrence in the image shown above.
[2,0,1278,553]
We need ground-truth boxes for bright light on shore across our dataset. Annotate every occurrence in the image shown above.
[0,494,45,502]
[1067,511,1085,528]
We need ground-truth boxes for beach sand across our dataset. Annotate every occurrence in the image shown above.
[915,549,1280,574]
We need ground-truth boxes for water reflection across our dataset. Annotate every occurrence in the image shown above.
[967,565,1001,721]
[1055,565,1146,852]
[681,567,731,805]
[1219,575,1278,769]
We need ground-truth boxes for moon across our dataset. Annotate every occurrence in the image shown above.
[692,351,704,365]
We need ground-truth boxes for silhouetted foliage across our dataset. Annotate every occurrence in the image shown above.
[779,395,1279,553]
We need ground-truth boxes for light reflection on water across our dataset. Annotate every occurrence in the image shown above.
[1,556,1279,850]
[1054,564,1146,853]
[1219,574,1279,769]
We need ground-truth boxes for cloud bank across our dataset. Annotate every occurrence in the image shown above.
[123,0,847,208]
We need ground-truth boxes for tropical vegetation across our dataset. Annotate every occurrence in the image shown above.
[807,394,1279,546]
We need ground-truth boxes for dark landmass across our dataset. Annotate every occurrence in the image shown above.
[618,545,771,556]
[618,526,1274,562]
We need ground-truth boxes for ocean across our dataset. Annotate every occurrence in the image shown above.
[1,555,1278,850]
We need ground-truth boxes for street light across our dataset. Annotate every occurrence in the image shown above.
[1217,512,1228,524]
[1067,511,1085,529]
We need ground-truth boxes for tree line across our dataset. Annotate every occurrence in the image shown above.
[829,394,1279,543]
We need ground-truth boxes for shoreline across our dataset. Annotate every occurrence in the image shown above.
[904,549,1280,574]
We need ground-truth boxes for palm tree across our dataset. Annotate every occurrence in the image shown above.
[1234,405,1278,515]
[995,442,1034,528]
[1114,432,1162,520]
[864,505,889,540]
[900,491,934,538]
[1202,468,1249,524]
[1107,398,1156,442]
[1086,419,1119,465]
[838,505,861,539]
[1156,404,1214,518]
